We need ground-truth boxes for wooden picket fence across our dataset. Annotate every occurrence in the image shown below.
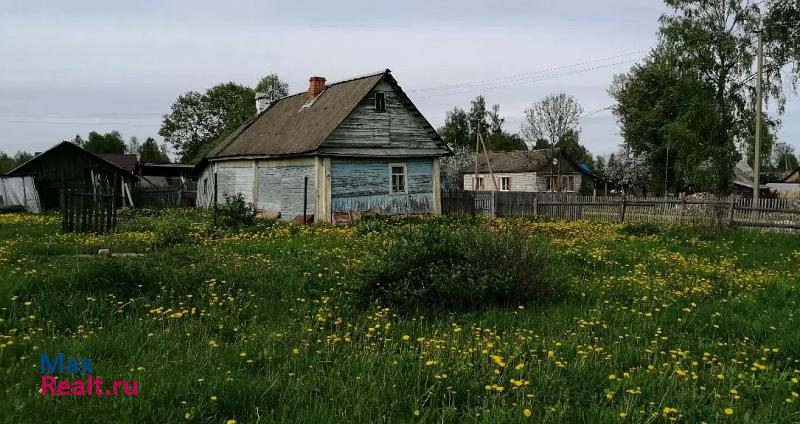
[442,190,800,232]
[132,187,196,208]
[61,189,118,233]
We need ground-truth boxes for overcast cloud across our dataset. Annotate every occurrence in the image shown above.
[1,0,797,157]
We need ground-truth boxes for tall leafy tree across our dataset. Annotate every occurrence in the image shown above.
[439,107,471,149]
[771,142,799,173]
[659,0,800,189]
[468,96,488,135]
[255,74,290,102]
[611,51,739,193]
[160,73,288,163]
[521,93,584,188]
[83,131,127,154]
[139,137,171,164]
[0,151,33,174]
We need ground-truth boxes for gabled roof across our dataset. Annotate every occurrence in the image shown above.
[467,149,582,174]
[6,141,136,177]
[206,69,445,160]
[97,154,137,173]
[781,167,800,183]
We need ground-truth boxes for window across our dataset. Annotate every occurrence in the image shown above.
[476,177,484,190]
[375,92,386,112]
[390,164,406,194]
[500,177,510,191]
[548,175,576,192]
[202,178,208,196]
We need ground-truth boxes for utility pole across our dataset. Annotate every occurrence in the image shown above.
[753,29,764,202]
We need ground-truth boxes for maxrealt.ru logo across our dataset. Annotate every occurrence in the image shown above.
[39,354,139,396]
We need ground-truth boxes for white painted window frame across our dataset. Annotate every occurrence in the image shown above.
[389,163,407,195]
[500,176,510,192]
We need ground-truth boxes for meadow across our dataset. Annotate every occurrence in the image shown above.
[0,210,799,423]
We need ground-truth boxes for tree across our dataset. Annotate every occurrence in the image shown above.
[126,136,141,156]
[771,142,799,173]
[139,137,171,164]
[485,132,527,152]
[0,151,33,174]
[605,146,650,194]
[439,146,474,189]
[521,93,584,190]
[468,96,488,135]
[439,107,471,149]
[160,82,255,162]
[659,0,800,188]
[487,104,505,134]
[611,51,740,194]
[83,131,126,154]
[255,74,289,102]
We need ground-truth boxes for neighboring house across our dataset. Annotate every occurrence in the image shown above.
[733,160,770,197]
[6,141,136,209]
[462,149,589,193]
[195,69,450,222]
[766,167,800,198]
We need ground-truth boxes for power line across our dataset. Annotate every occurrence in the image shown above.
[415,58,640,99]
[408,50,647,93]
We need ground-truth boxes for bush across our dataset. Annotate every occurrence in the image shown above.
[361,221,561,309]
[216,193,257,228]
[619,222,660,237]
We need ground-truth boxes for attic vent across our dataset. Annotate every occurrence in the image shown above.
[375,92,386,112]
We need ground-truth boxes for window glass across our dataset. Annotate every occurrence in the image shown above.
[391,165,405,193]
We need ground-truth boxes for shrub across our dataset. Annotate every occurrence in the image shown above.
[361,221,562,309]
[619,222,660,237]
[216,193,257,228]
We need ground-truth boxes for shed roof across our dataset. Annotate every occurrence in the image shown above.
[5,141,136,177]
[97,154,137,173]
[208,70,389,159]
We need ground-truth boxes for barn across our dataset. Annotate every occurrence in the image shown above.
[195,70,450,223]
[6,142,136,210]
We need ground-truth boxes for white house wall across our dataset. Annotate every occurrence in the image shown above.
[197,158,316,221]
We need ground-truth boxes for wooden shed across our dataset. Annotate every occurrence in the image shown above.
[6,141,136,210]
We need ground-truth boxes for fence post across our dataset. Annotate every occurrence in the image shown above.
[678,193,686,225]
[727,196,736,228]
[491,190,496,217]
[213,172,218,227]
[533,193,538,216]
[303,176,308,224]
[619,195,627,223]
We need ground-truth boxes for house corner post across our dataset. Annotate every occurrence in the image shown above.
[432,158,442,215]
[315,156,332,223]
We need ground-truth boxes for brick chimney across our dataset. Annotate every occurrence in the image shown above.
[308,76,326,101]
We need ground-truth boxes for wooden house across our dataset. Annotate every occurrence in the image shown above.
[195,70,450,222]
[6,142,136,209]
[462,149,592,193]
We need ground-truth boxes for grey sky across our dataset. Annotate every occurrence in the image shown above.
[1,0,798,158]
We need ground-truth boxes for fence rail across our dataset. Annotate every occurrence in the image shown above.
[441,190,800,232]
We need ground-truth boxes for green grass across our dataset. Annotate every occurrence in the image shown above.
[0,211,799,423]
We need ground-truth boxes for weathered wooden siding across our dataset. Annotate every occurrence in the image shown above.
[256,165,315,220]
[323,80,441,151]
[196,165,215,208]
[331,159,434,214]
[216,166,254,203]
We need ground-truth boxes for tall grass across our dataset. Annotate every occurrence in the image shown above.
[0,212,798,422]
